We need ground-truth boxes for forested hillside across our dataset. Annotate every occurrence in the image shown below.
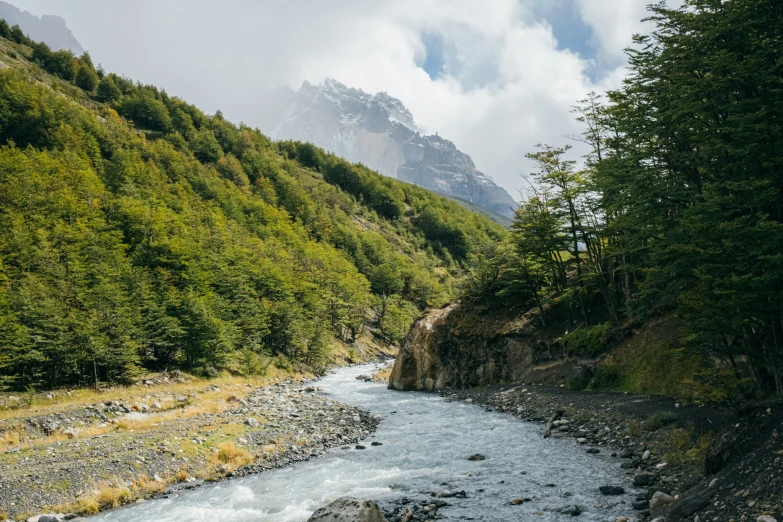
[0,26,504,390]
[464,0,783,398]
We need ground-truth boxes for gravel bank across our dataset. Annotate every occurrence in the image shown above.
[0,380,378,521]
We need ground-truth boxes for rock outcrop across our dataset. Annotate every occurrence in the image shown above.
[267,79,516,221]
[307,497,388,522]
[0,1,83,53]
[388,303,582,391]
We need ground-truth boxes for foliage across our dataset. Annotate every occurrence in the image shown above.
[563,323,611,357]
[96,76,122,103]
[75,56,99,92]
[466,1,783,397]
[116,94,172,132]
[0,29,503,389]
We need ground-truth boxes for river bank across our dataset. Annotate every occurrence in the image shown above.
[0,374,378,521]
[434,381,783,522]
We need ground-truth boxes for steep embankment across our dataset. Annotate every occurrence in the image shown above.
[388,302,582,391]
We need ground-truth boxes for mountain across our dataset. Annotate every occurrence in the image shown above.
[269,79,517,220]
[0,1,82,53]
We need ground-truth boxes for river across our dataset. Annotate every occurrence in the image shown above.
[92,363,636,521]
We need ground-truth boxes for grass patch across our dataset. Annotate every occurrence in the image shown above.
[643,411,677,432]
[211,442,254,469]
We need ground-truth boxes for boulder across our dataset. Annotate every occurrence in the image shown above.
[599,486,625,496]
[650,491,675,511]
[634,472,655,487]
[307,497,388,522]
[467,454,485,461]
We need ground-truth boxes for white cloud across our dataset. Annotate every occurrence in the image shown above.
[10,0,660,196]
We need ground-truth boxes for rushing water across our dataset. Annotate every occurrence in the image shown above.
[93,363,636,521]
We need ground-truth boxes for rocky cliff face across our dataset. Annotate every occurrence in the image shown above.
[0,1,83,53]
[388,303,583,391]
[269,79,517,220]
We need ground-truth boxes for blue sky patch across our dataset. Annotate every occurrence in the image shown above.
[420,32,446,80]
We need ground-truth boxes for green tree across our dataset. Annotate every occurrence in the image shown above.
[75,64,99,91]
[96,76,122,103]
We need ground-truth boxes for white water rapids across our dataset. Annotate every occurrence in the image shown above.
[92,363,637,521]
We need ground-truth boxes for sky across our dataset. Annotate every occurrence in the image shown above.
[10,0,669,197]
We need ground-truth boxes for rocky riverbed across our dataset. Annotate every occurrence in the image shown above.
[0,379,378,521]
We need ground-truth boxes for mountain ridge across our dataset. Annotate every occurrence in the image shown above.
[269,78,517,220]
[0,1,82,53]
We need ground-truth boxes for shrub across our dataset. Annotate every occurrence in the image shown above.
[643,411,677,432]
[75,65,99,92]
[563,323,612,357]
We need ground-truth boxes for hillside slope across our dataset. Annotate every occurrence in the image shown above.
[0,31,505,390]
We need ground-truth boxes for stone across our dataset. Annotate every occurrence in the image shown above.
[665,487,710,520]
[642,450,651,460]
[245,418,259,428]
[650,491,675,511]
[620,448,635,458]
[634,472,655,487]
[586,448,600,454]
[576,438,588,444]
[632,500,649,510]
[467,454,485,461]
[557,505,582,516]
[27,516,62,522]
[355,444,366,450]
[758,516,778,522]
[647,487,672,500]
[599,486,625,496]
[62,427,81,439]
[307,497,388,522]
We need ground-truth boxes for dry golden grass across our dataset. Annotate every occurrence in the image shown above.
[131,474,167,496]
[0,367,308,422]
[0,370,310,452]
[211,442,254,469]
[92,484,132,510]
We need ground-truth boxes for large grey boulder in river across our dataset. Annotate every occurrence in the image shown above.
[307,497,388,522]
